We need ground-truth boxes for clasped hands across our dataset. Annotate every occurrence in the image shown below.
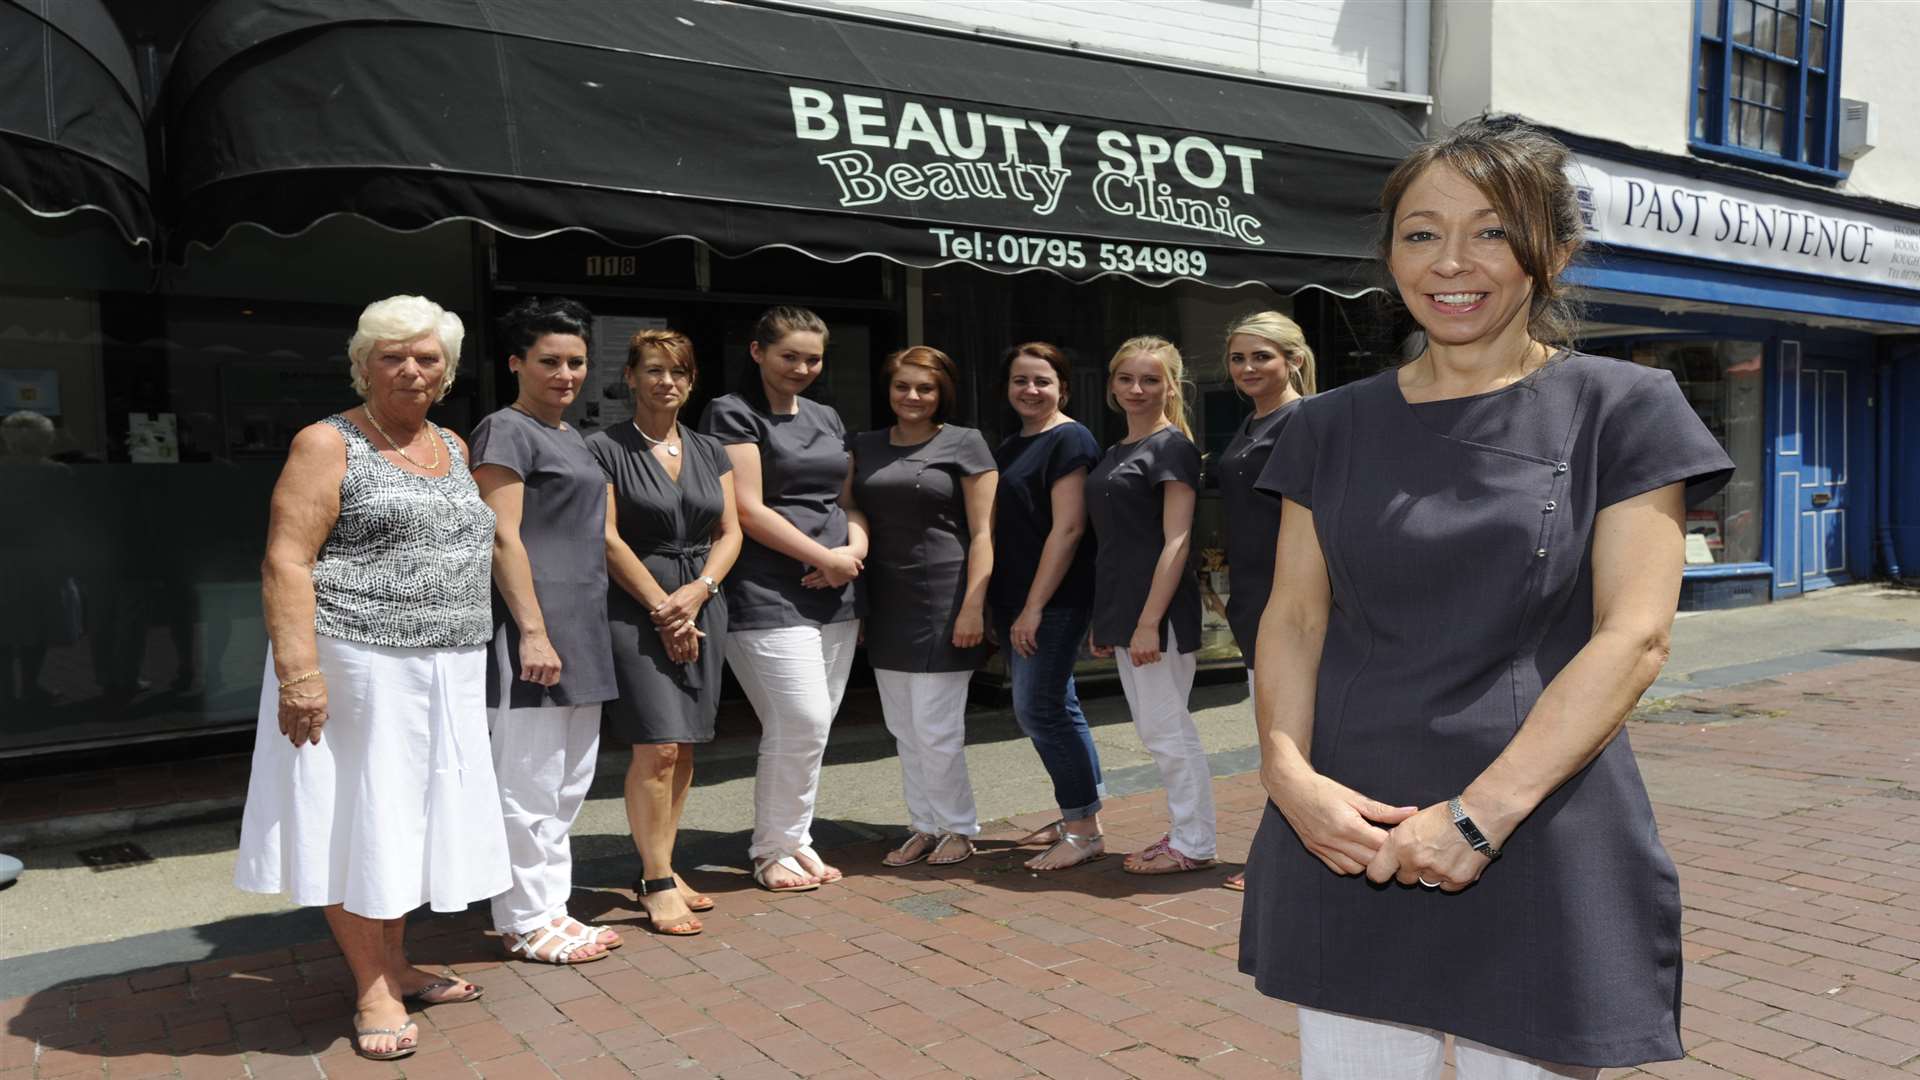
[651,582,710,664]
[1266,770,1502,892]
[799,547,863,590]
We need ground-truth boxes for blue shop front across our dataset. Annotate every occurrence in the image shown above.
[1562,148,1920,609]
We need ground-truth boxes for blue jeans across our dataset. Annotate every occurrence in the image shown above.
[994,606,1104,820]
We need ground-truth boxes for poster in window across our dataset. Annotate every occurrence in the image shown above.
[0,369,60,415]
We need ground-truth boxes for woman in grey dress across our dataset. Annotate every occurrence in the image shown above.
[586,329,740,935]
[1213,311,1314,892]
[470,297,619,965]
[1240,121,1732,1076]
[699,306,866,892]
[843,346,998,867]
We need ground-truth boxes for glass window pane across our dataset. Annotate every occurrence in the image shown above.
[1701,0,1723,37]
[1811,0,1827,22]
[1736,52,1756,100]
[1777,11,1798,57]
[1753,3,1775,51]
[1732,0,1755,44]
[1696,92,1710,140]
[1765,59,1789,107]
[1811,25,1826,66]
[1763,108,1785,154]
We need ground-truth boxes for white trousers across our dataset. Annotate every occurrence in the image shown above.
[724,621,859,861]
[1298,1008,1600,1080]
[488,702,602,934]
[874,668,980,837]
[1115,649,1214,859]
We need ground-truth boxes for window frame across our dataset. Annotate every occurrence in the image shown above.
[1690,0,1847,182]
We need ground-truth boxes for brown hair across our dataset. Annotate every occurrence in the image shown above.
[1223,311,1317,396]
[883,345,959,422]
[1107,336,1195,442]
[1376,118,1586,347]
[751,305,829,350]
[1000,341,1072,405]
[626,328,697,390]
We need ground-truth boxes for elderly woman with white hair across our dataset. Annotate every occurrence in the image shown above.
[234,294,509,1063]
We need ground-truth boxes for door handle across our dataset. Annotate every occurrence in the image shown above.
[1811,493,1832,507]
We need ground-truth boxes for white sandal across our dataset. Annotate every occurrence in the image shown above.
[752,854,820,893]
[502,922,607,965]
[794,845,843,884]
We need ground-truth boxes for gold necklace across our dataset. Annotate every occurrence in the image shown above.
[363,406,440,470]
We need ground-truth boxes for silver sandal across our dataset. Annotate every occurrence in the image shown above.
[1025,829,1105,871]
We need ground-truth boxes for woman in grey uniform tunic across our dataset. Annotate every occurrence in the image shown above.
[844,346,998,868]
[1213,311,1315,892]
[1239,121,1733,1076]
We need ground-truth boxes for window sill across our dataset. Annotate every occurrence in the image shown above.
[1689,141,1848,185]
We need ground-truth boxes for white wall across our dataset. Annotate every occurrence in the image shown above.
[1835,0,1920,209]
[781,0,1413,94]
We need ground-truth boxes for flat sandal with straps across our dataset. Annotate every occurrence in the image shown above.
[1025,828,1105,871]
[502,923,607,965]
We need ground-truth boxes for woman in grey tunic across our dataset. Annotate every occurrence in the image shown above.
[586,329,739,936]
[844,346,998,868]
[1213,311,1314,892]
[1240,122,1733,1076]
[470,297,619,965]
[699,306,866,892]
[1086,336,1216,875]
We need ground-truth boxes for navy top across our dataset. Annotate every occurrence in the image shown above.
[1085,425,1204,654]
[850,425,997,672]
[469,407,617,709]
[1237,353,1734,1068]
[1218,400,1302,666]
[988,421,1100,613]
[698,385,857,630]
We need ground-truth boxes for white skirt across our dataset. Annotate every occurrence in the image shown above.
[234,635,511,919]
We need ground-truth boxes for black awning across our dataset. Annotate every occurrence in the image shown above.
[163,0,1418,290]
[0,0,152,246]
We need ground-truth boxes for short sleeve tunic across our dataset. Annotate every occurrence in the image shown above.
[585,423,733,744]
[1217,401,1301,666]
[987,421,1101,614]
[1237,353,1734,1068]
[1085,426,1203,653]
[698,387,857,630]
[469,407,616,709]
[850,425,997,672]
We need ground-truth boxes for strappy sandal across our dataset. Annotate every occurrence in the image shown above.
[502,922,608,965]
[405,974,483,1006]
[794,845,843,884]
[1025,828,1105,871]
[634,874,704,935]
[753,854,820,893]
[677,873,715,913]
[1123,834,1216,875]
[884,832,939,867]
[1016,818,1067,846]
[1223,872,1246,892]
[564,916,622,951]
[353,1020,418,1061]
[927,833,975,866]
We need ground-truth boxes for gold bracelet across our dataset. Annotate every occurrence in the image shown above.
[278,669,322,689]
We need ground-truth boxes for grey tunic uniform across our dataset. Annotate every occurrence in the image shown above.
[1085,426,1203,653]
[586,423,732,744]
[699,388,857,630]
[470,407,617,709]
[1237,353,1733,1068]
[849,425,997,672]
[1217,401,1301,666]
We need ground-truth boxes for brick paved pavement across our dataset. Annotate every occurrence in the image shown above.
[5,654,1920,1079]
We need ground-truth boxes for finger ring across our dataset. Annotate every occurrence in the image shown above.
[1418,876,1441,888]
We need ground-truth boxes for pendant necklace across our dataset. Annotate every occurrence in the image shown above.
[364,407,440,470]
[634,420,680,456]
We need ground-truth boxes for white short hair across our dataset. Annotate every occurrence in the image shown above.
[346,295,466,402]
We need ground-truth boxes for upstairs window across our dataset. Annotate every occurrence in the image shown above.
[1694,0,1843,179]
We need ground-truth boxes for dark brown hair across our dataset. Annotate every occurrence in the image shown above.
[626,328,697,390]
[1000,341,1072,405]
[883,345,959,422]
[1376,118,1586,347]
[751,306,829,350]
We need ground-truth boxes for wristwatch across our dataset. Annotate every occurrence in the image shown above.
[1449,796,1501,860]
[700,575,721,597]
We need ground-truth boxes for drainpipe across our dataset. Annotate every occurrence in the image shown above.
[1403,0,1431,98]
[1878,355,1903,579]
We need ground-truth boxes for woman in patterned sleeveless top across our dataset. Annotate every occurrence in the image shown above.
[234,295,508,1064]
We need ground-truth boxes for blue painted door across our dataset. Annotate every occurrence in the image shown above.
[1773,342,1864,595]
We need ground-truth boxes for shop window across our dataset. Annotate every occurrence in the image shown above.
[1693,0,1844,180]
[1592,340,1765,566]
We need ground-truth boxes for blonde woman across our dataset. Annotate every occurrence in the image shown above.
[1086,336,1214,875]
[1216,312,1315,891]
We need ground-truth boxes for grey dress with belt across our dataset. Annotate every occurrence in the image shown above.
[1237,353,1734,1068]
[849,425,997,672]
[586,423,733,744]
